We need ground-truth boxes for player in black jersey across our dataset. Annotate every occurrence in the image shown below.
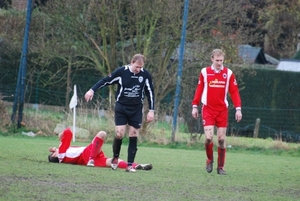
[84,54,155,172]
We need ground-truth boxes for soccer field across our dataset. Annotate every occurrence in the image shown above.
[0,135,299,201]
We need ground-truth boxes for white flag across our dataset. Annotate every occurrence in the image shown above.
[69,85,77,109]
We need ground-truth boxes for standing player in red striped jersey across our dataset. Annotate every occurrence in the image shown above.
[48,128,152,171]
[191,49,242,175]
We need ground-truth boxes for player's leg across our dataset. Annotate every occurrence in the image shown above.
[126,126,139,172]
[105,158,152,171]
[111,125,126,170]
[216,127,227,175]
[126,105,143,173]
[87,131,106,167]
[202,106,215,173]
[111,102,128,170]
[216,109,228,175]
[204,125,214,173]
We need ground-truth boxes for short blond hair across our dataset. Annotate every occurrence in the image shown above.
[211,49,225,58]
[131,54,146,63]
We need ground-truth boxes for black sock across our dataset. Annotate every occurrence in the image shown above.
[127,137,138,166]
[112,137,122,158]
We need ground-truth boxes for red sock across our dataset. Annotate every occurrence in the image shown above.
[117,161,138,169]
[89,137,104,160]
[218,147,226,169]
[205,142,214,161]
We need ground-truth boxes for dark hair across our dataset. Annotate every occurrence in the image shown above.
[48,154,59,163]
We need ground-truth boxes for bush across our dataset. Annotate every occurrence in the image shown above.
[0,94,11,129]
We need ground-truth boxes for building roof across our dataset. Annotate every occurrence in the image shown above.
[276,59,300,72]
[238,45,269,64]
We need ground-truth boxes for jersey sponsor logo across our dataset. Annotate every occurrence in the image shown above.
[209,79,225,88]
[124,85,141,97]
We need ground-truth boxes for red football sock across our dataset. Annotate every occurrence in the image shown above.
[89,137,104,160]
[205,142,214,161]
[117,161,138,169]
[218,147,226,169]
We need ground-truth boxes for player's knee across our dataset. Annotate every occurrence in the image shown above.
[205,138,212,145]
[115,128,125,139]
[115,133,123,139]
[218,139,225,148]
[96,131,107,139]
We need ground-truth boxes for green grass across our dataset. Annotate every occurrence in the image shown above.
[0,134,300,201]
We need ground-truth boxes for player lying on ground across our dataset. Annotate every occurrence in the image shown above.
[48,128,152,172]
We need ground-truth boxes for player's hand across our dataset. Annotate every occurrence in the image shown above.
[235,109,242,122]
[48,147,56,152]
[192,108,199,119]
[84,89,94,102]
[147,110,154,123]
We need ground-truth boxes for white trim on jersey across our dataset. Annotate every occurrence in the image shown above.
[65,147,85,158]
[201,68,208,105]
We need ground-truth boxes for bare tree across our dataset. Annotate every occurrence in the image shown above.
[1,0,263,135]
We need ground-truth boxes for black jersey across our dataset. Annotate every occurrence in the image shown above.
[91,65,155,110]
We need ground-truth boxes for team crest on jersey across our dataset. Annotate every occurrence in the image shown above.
[223,73,227,79]
[139,76,143,83]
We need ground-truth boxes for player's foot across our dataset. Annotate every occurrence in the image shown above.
[111,157,118,170]
[87,159,94,167]
[217,168,226,175]
[206,159,213,173]
[125,166,136,173]
[135,164,153,171]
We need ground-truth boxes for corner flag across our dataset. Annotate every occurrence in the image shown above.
[69,85,77,109]
[69,85,77,142]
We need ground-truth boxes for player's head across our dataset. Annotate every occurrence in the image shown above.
[48,147,59,163]
[48,154,59,163]
[210,49,225,59]
[130,54,146,74]
[131,53,146,64]
[211,49,225,69]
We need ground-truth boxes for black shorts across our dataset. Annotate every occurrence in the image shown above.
[114,102,143,129]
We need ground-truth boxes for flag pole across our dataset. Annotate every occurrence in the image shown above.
[72,85,77,142]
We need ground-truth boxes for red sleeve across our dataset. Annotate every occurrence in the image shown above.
[228,74,241,109]
[192,71,204,106]
[58,128,73,162]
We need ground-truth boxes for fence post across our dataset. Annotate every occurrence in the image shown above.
[253,118,260,138]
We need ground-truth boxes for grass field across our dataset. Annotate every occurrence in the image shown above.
[0,134,300,201]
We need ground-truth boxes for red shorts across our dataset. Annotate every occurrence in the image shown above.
[201,105,228,127]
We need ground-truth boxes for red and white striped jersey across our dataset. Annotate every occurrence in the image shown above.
[57,128,106,165]
[192,66,241,111]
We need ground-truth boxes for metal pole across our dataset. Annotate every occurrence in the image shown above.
[171,0,190,142]
[11,0,33,127]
